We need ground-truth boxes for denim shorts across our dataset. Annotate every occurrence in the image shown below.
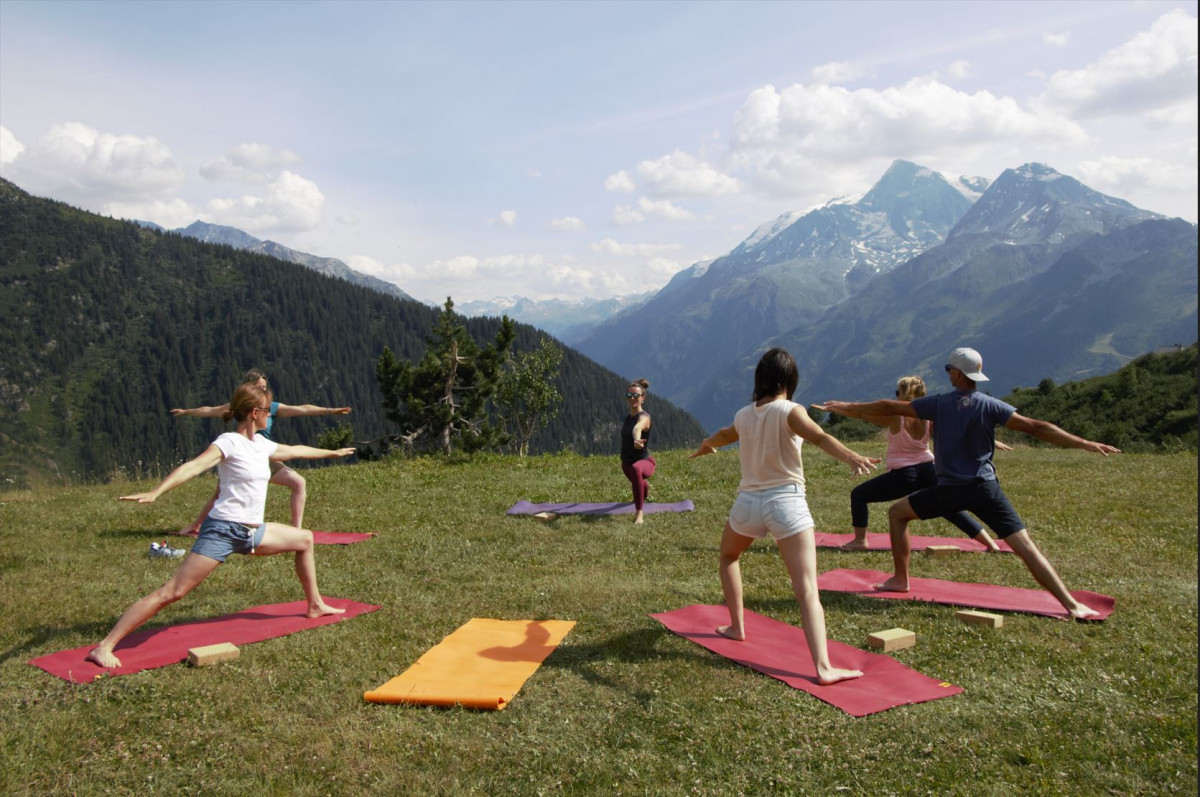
[728,483,814,541]
[908,479,1025,537]
[191,518,267,563]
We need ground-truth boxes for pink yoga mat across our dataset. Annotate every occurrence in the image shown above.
[507,500,694,516]
[818,569,1114,621]
[169,529,374,545]
[814,532,1013,553]
[651,604,962,717]
[30,598,380,684]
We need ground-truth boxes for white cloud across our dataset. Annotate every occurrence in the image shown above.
[604,169,636,192]
[810,61,865,85]
[1076,154,1192,195]
[1043,31,1069,47]
[1038,10,1198,119]
[611,204,645,225]
[591,238,683,257]
[729,79,1085,197]
[1,122,186,203]
[203,170,324,233]
[0,126,24,165]
[549,216,586,231]
[103,197,198,229]
[488,209,518,226]
[636,197,694,221]
[645,257,683,277]
[200,142,301,184]
[946,60,972,80]
[635,150,740,197]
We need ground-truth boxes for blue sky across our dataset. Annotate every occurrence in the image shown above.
[1,0,1196,305]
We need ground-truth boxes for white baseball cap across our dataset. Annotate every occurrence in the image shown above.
[947,347,989,382]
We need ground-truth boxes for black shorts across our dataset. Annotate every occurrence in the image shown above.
[907,480,1025,538]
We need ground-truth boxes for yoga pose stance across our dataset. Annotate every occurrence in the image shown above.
[172,368,351,534]
[86,382,355,669]
[690,348,878,685]
[621,379,654,524]
[818,375,1000,553]
[819,347,1119,620]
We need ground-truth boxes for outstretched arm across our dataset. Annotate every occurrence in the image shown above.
[631,412,651,451]
[814,398,917,420]
[1004,413,1121,455]
[275,403,352,419]
[120,445,223,503]
[271,444,356,462]
[788,407,879,476]
[170,404,229,419]
[690,425,739,458]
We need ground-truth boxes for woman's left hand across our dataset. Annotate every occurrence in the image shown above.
[119,492,157,503]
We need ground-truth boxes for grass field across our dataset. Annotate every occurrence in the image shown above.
[1,444,1195,795]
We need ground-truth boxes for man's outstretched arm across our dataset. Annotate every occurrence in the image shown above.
[1004,413,1121,455]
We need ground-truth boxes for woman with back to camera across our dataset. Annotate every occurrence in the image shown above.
[820,375,1001,553]
[690,348,877,685]
[86,381,355,669]
[621,379,654,524]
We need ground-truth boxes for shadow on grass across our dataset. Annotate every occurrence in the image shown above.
[542,626,718,707]
[98,527,184,539]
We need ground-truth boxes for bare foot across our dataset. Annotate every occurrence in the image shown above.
[306,603,347,619]
[839,539,869,552]
[715,625,745,641]
[85,646,122,668]
[633,511,645,525]
[816,667,864,686]
[1070,604,1101,621]
[873,577,910,593]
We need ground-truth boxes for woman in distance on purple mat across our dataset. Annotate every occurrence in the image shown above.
[620,378,655,524]
[690,348,878,685]
[85,382,355,669]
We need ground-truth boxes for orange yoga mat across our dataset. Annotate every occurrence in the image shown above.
[364,618,575,710]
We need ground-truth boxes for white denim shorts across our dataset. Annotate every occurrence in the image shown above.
[728,483,814,541]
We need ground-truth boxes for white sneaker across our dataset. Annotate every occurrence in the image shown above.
[149,541,186,559]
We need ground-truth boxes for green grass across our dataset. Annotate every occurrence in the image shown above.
[1,445,1195,795]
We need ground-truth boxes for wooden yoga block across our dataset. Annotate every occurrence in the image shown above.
[956,610,1004,628]
[926,545,959,557]
[187,642,240,667]
[866,628,916,652]
[532,512,557,522]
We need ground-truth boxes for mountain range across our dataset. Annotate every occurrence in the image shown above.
[137,220,421,304]
[573,160,1196,429]
[457,293,652,344]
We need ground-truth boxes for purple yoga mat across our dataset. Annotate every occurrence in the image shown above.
[818,569,1114,621]
[506,500,695,516]
[651,604,963,717]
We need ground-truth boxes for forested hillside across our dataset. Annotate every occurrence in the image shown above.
[0,180,705,488]
[1001,344,1197,451]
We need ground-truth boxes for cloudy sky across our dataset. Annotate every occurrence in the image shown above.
[1,0,1195,305]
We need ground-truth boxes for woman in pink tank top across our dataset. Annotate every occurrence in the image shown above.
[830,376,1000,552]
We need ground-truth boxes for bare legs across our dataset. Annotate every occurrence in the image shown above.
[254,523,345,619]
[883,498,1097,618]
[1004,530,1098,619]
[86,553,222,668]
[86,520,343,670]
[716,523,863,686]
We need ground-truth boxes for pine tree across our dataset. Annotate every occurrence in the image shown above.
[377,298,515,454]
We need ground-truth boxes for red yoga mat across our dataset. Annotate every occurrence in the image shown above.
[169,529,374,545]
[814,532,1013,553]
[817,569,1114,621]
[651,605,962,717]
[29,598,380,684]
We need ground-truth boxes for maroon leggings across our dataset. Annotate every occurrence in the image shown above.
[622,456,657,510]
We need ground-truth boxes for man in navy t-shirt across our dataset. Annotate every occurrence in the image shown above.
[818,347,1120,620]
